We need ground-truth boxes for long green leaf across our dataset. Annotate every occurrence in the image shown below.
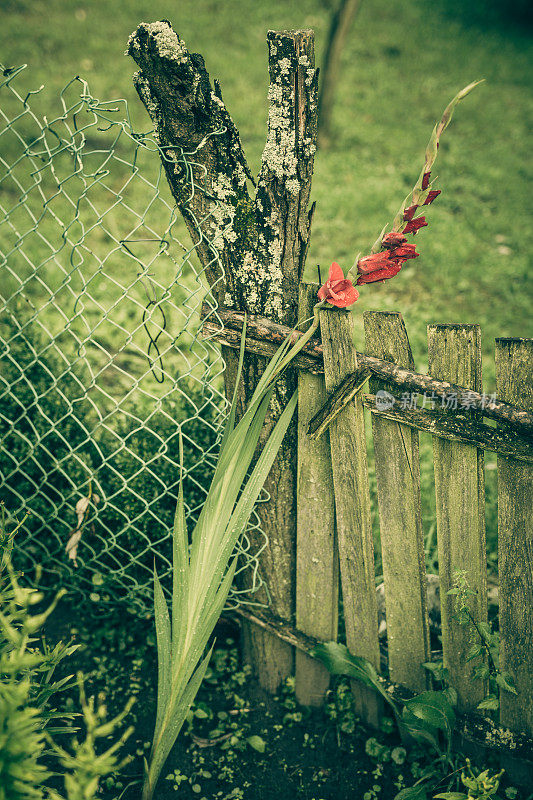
[152,567,171,747]
[171,431,189,660]
[143,646,213,800]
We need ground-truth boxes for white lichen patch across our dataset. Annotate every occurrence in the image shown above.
[233,161,247,188]
[285,177,300,195]
[278,57,291,76]
[234,231,285,320]
[149,21,187,62]
[208,173,237,251]
[210,91,225,109]
[261,81,298,181]
[298,54,310,67]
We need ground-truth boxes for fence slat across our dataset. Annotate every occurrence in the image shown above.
[364,312,429,692]
[496,337,533,736]
[295,284,339,706]
[320,307,381,726]
[428,324,487,713]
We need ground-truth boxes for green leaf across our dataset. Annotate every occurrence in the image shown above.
[433,793,467,799]
[145,645,213,800]
[246,735,266,753]
[496,672,518,695]
[466,644,483,661]
[394,785,428,799]
[153,567,171,747]
[477,695,499,711]
[473,664,490,681]
[403,691,455,738]
[171,431,189,660]
[311,642,397,714]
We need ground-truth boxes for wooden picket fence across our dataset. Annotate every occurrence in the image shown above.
[201,285,533,766]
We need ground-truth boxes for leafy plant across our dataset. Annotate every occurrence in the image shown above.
[434,758,504,800]
[0,517,133,800]
[47,675,134,800]
[0,314,222,604]
[448,570,517,713]
[143,311,325,800]
[312,642,461,799]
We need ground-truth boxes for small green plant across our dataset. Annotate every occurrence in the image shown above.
[448,570,517,712]
[0,516,133,800]
[434,758,504,799]
[47,674,135,800]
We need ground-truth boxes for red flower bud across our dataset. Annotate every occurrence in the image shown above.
[381,232,407,248]
[318,262,359,307]
[357,251,394,274]
[422,171,431,190]
[424,189,441,205]
[403,204,418,222]
[402,216,428,235]
[390,243,419,260]
[356,262,402,284]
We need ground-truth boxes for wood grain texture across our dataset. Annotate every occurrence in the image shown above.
[361,396,533,463]
[198,305,533,434]
[428,324,487,713]
[295,284,338,706]
[320,307,381,725]
[364,312,429,692]
[496,338,533,736]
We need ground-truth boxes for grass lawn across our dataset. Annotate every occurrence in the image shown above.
[2,0,531,380]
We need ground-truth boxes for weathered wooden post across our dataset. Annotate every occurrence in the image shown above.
[320,307,381,726]
[428,324,487,713]
[496,337,533,784]
[295,283,338,706]
[127,22,319,691]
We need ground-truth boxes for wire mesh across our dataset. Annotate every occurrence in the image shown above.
[0,64,268,615]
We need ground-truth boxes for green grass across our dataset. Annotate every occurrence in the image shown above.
[1,0,531,578]
[2,0,531,378]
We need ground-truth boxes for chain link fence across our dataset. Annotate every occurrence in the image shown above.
[0,64,267,615]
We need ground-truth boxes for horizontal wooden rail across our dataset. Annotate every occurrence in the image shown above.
[200,304,533,436]
[362,394,533,464]
[229,606,533,763]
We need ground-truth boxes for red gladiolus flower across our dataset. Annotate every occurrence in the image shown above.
[422,171,431,190]
[402,216,428,235]
[390,243,419,260]
[357,251,394,274]
[403,204,418,222]
[318,262,359,307]
[424,189,441,205]
[357,262,402,284]
[381,232,407,248]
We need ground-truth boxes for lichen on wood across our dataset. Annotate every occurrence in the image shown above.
[127,21,319,692]
[127,22,318,322]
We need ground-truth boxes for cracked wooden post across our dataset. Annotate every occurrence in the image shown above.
[127,22,319,691]
[295,283,338,706]
[496,338,533,786]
